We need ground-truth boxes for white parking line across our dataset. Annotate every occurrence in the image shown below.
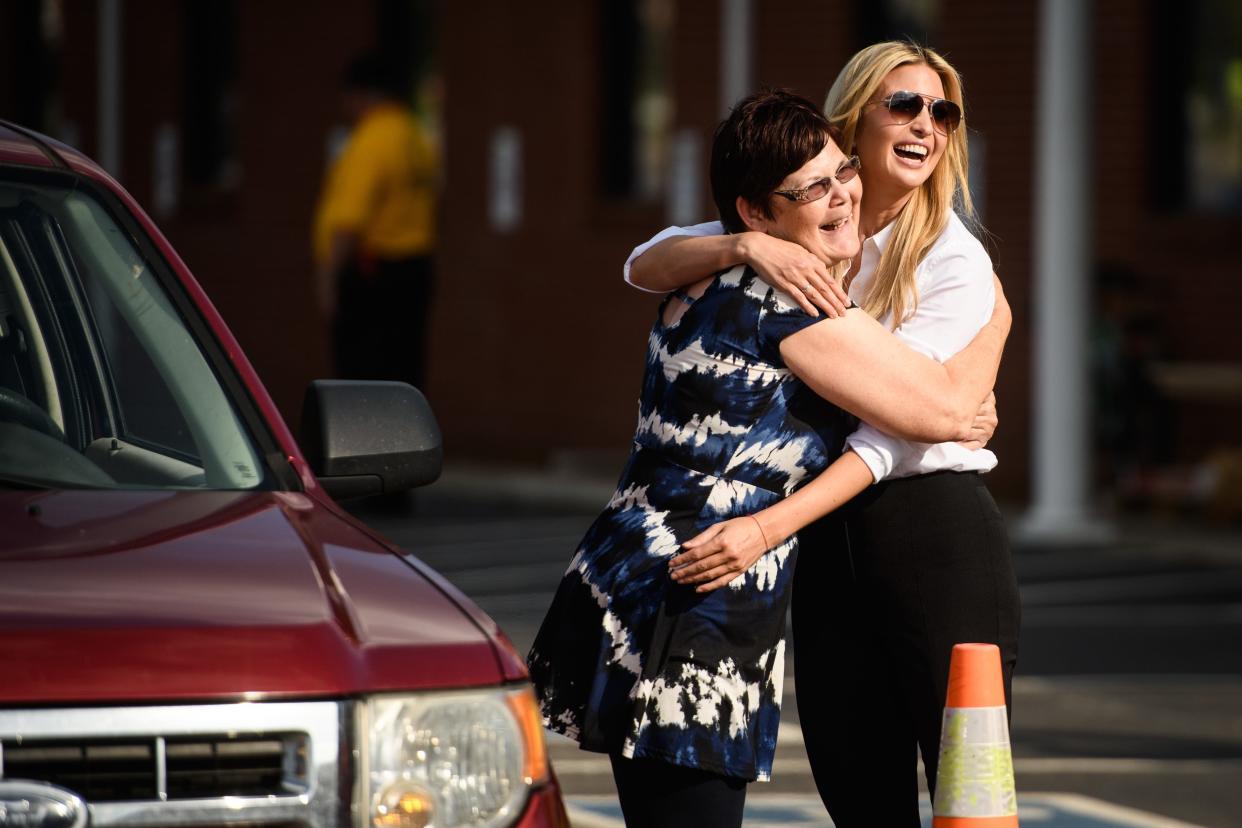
[564,793,1211,827]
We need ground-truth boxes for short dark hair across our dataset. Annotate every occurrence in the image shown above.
[710,89,840,234]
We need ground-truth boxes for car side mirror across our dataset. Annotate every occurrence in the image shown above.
[299,380,443,500]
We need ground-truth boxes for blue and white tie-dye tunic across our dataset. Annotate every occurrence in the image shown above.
[527,265,850,782]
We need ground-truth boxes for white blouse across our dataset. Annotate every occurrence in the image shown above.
[623,212,997,482]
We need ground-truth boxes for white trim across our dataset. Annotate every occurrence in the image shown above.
[1020,0,1111,543]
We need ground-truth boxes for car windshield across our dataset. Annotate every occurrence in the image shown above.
[0,174,276,490]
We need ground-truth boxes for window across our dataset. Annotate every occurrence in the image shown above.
[184,0,241,197]
[1155,0,1242,212]
[0,0,59,132]
[85,265,197,459]
[0,174,271,490]
[598,0,675,202]
[858,0,940,47]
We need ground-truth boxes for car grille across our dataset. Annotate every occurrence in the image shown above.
[0,702,344,828]
[1,734,299,801]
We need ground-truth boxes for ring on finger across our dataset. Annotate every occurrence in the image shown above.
[801,284,813,293]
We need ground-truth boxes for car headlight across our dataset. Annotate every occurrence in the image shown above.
[358,685,549,828]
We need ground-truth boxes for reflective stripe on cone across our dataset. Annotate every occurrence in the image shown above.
[932,643,1018,827]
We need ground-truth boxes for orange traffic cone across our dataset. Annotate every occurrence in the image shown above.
[931,643,1018,827]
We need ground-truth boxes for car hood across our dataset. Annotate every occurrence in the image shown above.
[0,489,508,704]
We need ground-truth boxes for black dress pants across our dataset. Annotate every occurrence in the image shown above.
[609,753,748,828]
[792,470,1020,827]
[334,254,434,391]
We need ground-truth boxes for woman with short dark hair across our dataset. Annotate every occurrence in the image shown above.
[528,89,1009,828]
[628,43,1020,826]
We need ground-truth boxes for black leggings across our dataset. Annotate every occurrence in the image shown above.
[792,470,1020,828]
[610,754,748,828]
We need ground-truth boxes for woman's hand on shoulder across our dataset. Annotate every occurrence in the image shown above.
[668,517,774,593]
[737,232,850,318]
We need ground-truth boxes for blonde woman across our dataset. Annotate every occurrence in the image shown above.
[625,43,1020,824]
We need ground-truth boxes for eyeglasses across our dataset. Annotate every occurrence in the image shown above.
[871,90,962,135]
[772,156,861,203]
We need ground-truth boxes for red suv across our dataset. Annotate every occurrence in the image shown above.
[0,122,568,828]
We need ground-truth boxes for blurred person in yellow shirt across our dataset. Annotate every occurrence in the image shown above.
[313,53,437,391]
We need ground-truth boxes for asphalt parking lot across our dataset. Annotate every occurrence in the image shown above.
[354,468,1242,827]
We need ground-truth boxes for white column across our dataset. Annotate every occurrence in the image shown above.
[1019,0,1111,542]
[719,0,753,115]
[97,0,123,177]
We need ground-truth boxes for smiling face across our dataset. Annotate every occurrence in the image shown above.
[741,139,862,266]
[854,62,950,205]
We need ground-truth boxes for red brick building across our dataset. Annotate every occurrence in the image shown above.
[3,0,1239,513]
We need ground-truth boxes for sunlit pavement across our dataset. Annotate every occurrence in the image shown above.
[351,465,1242,828]
[546,675,1241,827]
[563,792,1209,827]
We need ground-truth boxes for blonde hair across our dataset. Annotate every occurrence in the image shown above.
[823,41,973,327]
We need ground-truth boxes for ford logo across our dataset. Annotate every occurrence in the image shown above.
[0,782,87,828]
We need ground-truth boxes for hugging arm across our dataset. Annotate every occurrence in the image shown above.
[670,449,873,591]
[959,391,998,450]
[671,277,1011,591]
[844,253,1000,479]
[627,225,849,317]
[781,276,1010,444]
[671,387,999,591]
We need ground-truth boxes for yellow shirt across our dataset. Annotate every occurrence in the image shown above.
[313,103,437,265]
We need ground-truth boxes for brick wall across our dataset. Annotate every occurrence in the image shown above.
[25,1,1241,502]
